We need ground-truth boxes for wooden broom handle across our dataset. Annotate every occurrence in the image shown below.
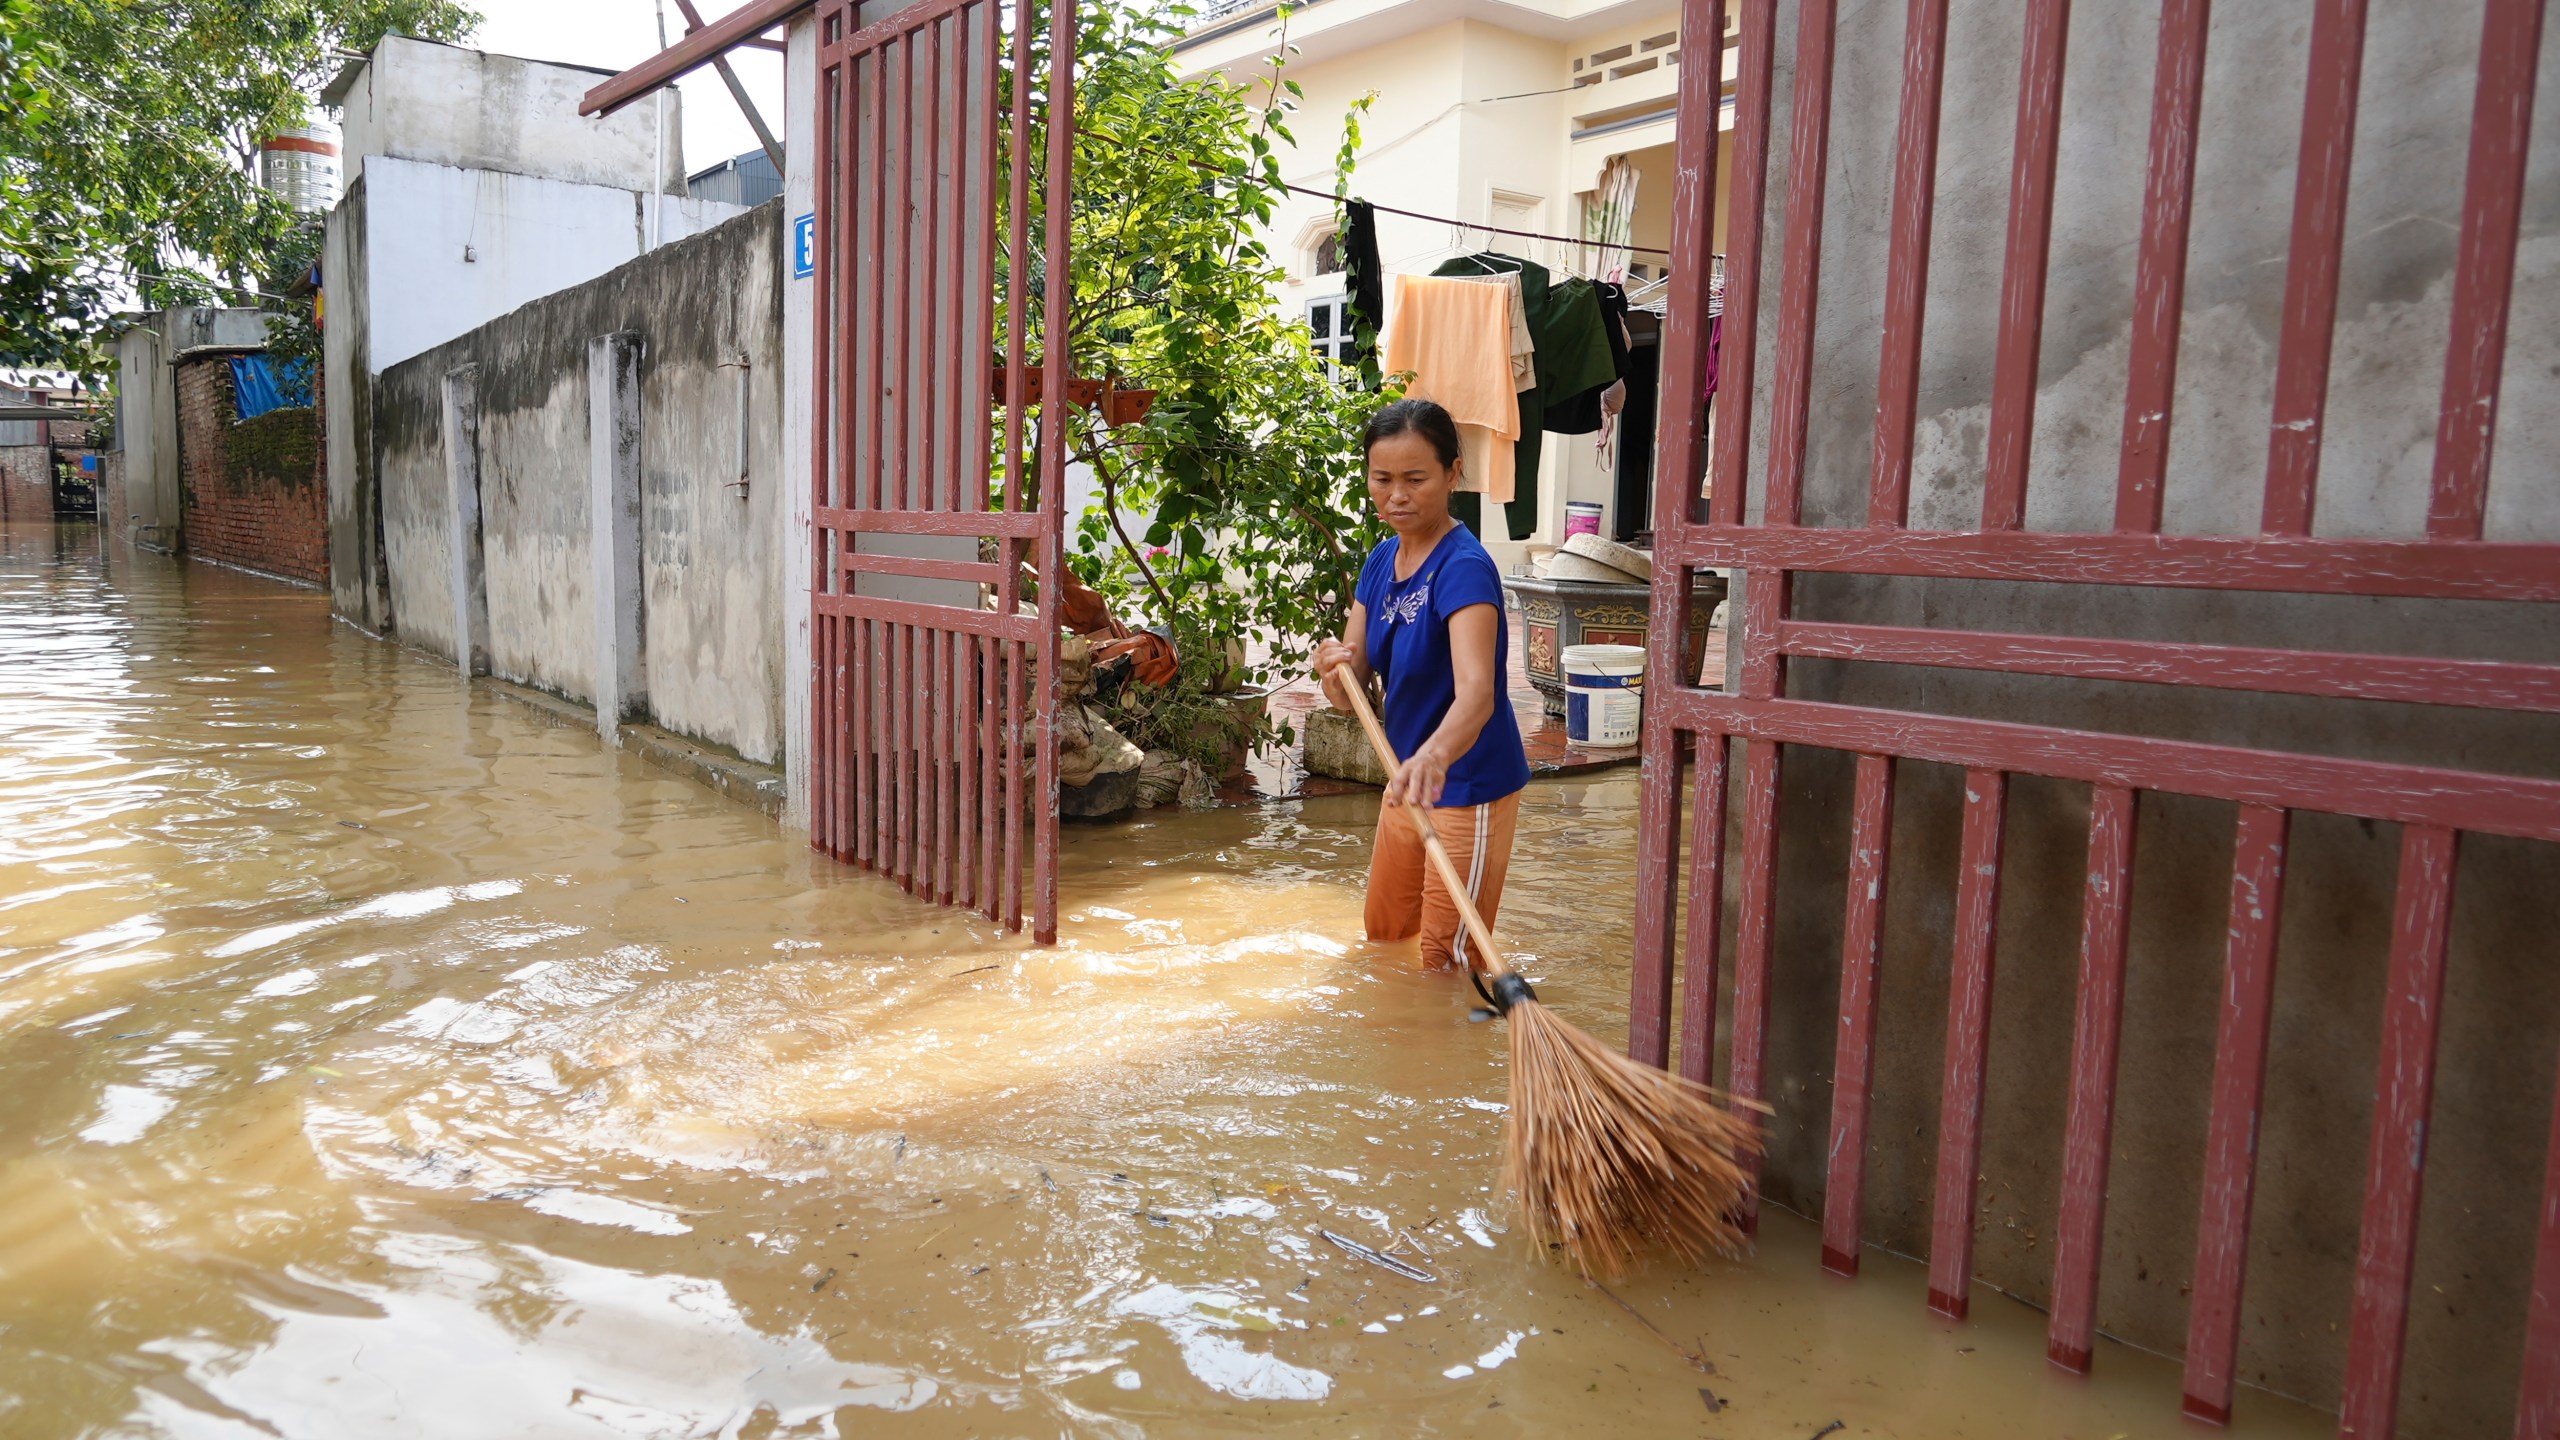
[1330,667,1515,980]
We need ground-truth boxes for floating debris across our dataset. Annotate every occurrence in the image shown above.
[1318,1228,1436,1283]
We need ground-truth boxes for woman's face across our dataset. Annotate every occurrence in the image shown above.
[1366,430,1459,538]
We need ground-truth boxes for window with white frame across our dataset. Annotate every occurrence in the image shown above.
[1306,295,1353,373]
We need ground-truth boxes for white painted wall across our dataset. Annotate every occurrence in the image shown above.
[332,35,685,194]
[362,155,743,374]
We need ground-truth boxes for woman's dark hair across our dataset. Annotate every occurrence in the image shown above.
[1363,398,1463,469]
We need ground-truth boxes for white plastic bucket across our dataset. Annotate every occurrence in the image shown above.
[1563,643,1645,747]
[1564,500,1604,538]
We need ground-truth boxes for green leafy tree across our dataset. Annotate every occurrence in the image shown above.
[0,0,478,381]
[1004,3,1390,769]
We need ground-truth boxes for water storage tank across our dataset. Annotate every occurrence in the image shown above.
[259,119,341,213]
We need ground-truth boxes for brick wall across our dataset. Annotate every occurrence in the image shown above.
[0,444,48,522]
[177,358,329,586]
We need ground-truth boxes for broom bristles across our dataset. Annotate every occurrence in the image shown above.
[1502,997,1763,1278]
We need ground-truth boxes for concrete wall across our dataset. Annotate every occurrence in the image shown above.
[331,35,685,195]
[325,182,390,629]
[109,309,271,550]
[355,202,787,765]
[1721,4,2559,1434]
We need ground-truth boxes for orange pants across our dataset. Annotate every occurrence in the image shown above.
[1366,791,1522,971]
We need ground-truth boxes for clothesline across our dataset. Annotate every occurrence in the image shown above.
[1285,181,1682,259]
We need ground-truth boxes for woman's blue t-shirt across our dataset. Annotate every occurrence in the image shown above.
[1355,526,1531,808]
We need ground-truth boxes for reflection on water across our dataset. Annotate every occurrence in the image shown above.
[0,523,2329,1437]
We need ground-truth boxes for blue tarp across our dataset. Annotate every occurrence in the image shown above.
[228,354,313,419]
[229,355,286,420]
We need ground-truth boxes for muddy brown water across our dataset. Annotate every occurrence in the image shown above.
[0,524,2331,1438]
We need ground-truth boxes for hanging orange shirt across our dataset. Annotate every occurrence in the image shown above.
[1382,273,1519,503]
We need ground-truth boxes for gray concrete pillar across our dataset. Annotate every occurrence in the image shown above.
[441,364,488,677]
[588,331,645,742]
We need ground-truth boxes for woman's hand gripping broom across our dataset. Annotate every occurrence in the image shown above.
[1329,665,1763,1277]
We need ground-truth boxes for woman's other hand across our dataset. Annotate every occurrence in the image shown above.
[1313,638,1357,709]
[1383,746,1448,809]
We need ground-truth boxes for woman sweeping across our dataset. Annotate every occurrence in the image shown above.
[1313,399,1532,972]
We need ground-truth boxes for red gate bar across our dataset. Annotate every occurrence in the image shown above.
[1761,0,1834,537]
[1661,526,2560,603]
[1979,0,2068,533]
[1773,619,2560,714]
[2261,0,2368,537]
[2112,0,2209,535]
[1868,0,1949,530]
[2426,0,2545,543]
[1631,0,2557,1429]
[1675,731,1731,1084]
[1707,0,1776,529]
[1927,768,2012,1318]
[2045,782,2138,1357]
[2341,826,2463,1436]
[1821,752,1896,1277]
[1728,737,1784,1230]
[1629,0,1728,1072]
[809,0,1069,940]
[2182,803,2293,1419]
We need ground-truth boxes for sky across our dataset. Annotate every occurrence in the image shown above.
[464,0,790,178]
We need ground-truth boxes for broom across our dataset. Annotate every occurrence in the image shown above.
[1330,667,1762,1278]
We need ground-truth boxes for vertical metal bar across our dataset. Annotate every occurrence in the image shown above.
[2180,804,2292,1418]
[1001,0,1032,933]
[1869,0,1950,528]
[1979,0,2071,531]
[890,617,911,886]
[809,50,837,857]
[2259,0,2369,536]
[1729,737,1784,1230]
[1677,730,1732,1085]
[924,13,949,516]
[1822,751,1895,1277]
[1033,0,1073,945]
[937,627,956,905]
[890,34,915,513]
[855,607,875,860]
[2340,825,2461,1439]
[861,43,887,514]
[1710,0,1779,526]
[874,610,891,869]
[2112,0,2210,534]
[2515,1048,2560,1440]
[2426,0,2543,542]
[1927,768,2013,1317]
[958,628,978,909]
[2045,782,2141,1356]
[849,45,876,864]
[1629,0,1725,1071]
[969,0,999,517]
[1761,0,1836,533]
[981,635,999,918]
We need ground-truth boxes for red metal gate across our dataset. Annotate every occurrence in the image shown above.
[1633,1,2559,1434]
[809,0,1072,940]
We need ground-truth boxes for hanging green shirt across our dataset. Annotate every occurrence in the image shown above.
[1429,254,1616,540]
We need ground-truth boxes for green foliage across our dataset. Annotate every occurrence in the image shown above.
[1001,2,1390,764]
[0,0,478,381]
[224,400,319,491]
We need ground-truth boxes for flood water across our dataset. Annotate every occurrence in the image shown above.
[0,522,2334,1438]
